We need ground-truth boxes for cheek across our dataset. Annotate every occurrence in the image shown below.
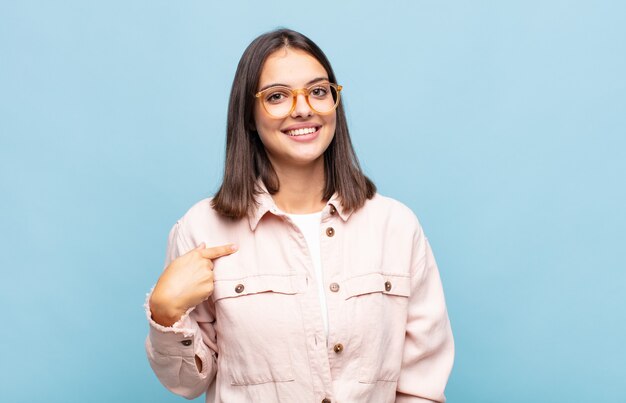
[254,106,282,133]
[325,114,337,137]
[254,121,281,150]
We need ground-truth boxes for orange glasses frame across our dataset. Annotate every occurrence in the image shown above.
[254,82,343,118]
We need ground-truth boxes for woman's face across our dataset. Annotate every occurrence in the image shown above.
[253,47,336,172]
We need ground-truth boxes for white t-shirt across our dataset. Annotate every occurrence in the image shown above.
[285,211,328,338]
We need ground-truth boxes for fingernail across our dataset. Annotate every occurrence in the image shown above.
[230,244,238,252]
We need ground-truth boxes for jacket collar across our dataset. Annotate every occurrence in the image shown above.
[248,178,352,231]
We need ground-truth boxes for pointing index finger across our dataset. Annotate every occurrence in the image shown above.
[199,243,238,260]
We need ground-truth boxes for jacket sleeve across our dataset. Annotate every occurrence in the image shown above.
[144,220,219,400]
[396,223,455,403]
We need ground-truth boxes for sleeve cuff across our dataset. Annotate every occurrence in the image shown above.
[144,286,200,356]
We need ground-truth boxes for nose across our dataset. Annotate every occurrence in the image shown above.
[291,91,313,118]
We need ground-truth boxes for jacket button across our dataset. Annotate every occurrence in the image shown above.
[384,281,392,291]
[235,284,245,293]
[329,282,340,292]
[325,227,335,237]
[181,339,192,346]
[333,343,344,353]
[329,205,336,215]
[322,399,331,403]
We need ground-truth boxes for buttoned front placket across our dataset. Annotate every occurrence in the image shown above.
[270,203,336,401]
[320,201,348,387]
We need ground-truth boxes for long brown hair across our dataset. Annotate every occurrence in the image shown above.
[212,28,375,219]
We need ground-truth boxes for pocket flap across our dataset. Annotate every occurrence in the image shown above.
[343,272,411,299]
[213,273,306,301]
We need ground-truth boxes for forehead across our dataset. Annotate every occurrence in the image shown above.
[258,48,328,88]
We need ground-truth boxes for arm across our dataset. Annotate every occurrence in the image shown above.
[144,221,219,399]
[396,224,455,403]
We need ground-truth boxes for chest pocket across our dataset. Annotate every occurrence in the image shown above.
[212,273,306,386]
[344,272,411,383]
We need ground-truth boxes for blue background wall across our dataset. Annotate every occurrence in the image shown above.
[1,1,624,402]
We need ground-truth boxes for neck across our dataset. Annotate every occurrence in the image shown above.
[270,158,327,214]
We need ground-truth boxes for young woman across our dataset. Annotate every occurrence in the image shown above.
[145,28,454,402]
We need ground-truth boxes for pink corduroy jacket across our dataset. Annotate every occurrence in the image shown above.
[145,184,454,402]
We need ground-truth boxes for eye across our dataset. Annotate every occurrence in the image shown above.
[264,88,291,104]
[309,85,329,98]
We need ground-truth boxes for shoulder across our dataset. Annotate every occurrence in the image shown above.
[179,197,218,222]
[347,192,425,242]
[361,193,422,228]
[174,197,244,244]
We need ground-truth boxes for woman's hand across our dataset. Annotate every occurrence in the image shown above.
[149,242,238,327]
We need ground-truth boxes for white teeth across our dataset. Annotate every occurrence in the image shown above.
[285,127,317,136]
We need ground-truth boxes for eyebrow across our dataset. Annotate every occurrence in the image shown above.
[258,77,329,93]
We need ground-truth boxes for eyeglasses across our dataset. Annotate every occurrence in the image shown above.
[255,81,343,119]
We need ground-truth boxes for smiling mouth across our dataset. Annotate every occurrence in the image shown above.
[283,126,320,136]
